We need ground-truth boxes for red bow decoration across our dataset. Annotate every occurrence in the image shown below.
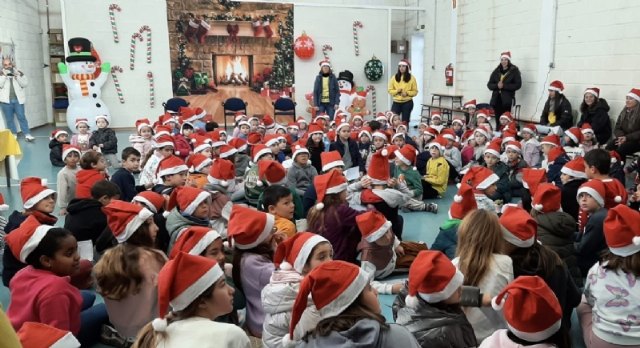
[226,24,240,47]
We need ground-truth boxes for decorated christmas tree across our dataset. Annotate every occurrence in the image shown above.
[173,40,193,95]
[269,9,294,90]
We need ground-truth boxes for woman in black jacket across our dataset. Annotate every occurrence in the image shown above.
[577,87,612,145]
[487,51,522,117]
[540,80,573,130]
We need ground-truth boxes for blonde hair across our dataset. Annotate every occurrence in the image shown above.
[455,209,504,287]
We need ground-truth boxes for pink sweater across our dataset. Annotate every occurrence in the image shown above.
[8,266,82,334]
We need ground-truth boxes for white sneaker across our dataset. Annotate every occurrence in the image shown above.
[25,134,35,141]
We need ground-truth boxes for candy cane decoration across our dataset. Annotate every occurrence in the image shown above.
[139,25,152,63]
[321,44,332,61]
[108,4,121,43]
[366,85,377,113]
[110,65,125,104]
[353,21,363,56]
[129,32,143,70]
[147,71,155,108]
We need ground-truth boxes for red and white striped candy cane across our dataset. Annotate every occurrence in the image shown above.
[130,32,143,70]
[367,85,376,113]
[322,44,332,61]
[110,65,124,104]
[353,21,363,56]
[108,4,121,43]
[139,25,152,63]
[147,71,155,108]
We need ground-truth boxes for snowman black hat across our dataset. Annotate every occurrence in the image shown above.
[337,70,354,86]
[66,37,97,63]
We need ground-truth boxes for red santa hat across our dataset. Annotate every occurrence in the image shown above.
[502,129,517,143]
[102,200,154,243]
[483,141,501,158]
[169,226,222,259]
[50,129,68,140]
[75,118,90,129]
[252,144,273,163]
[430,112,442,120]
[461,166,499,191]
[492,276,562,342]
[368,148,391,185]
[463,99,476,109]
[296,117,308,125]
[152,252,224,332]
[20,177,56,210]
[499,112,514,123]
[166,186,211,216]
[601,178,626,205]
[5,215,54,262]
[153,125,172,138]
[207,130,225,148]
[228,205,275,249]
[522,168,547,194]
[247,132,263,146]
[500,51,512,60]
[318,59,331,68]
[218,144,237,159]
[532,183,561,213]
[263,134,280,147]
[405,250,464,307]
[500,206,537,247]
[427,136,448,154]
[394,144,417,167]
[307,123,323,136]
[604,204,640,257]
[474,125,491,140]
[314,170,347,210]
[547,147,566,163]
[320,151,345,172]
[627,88,640,103]
[356,211,393,243]
[475,109,489,121]
[274,232,330,273]
[560,157,587,179]
[17,322,80,348]
[358,127,372,141]
[62,144,81,160]
[237,120,251,128]
[186,153,213,173]
[519,123,538,136]
[234,111,247,123]
[452,118,465,127]
[257,160,286,187]
[292,145,310,160]
[577,180,605,207]
[159,113,177,126]
[505,141,522,153]
[286,122,299,130]
[440,128,457,142]
[153,134,175,149]
[132,191,165,214]
[228,137,247,153]
[548,80,564,93]
[263,114,275,128]
[540,134,561,147]
[375,112,388,122]
[207,158,235,187]
[565,127,583,144]
[156,155,188,178]
[449,183,477,219]
[398,59,411,71]
[191,135,212,154]
[0,192,7,211]
[584,87,600,98]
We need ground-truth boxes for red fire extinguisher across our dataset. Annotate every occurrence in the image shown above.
[445,64,454,86]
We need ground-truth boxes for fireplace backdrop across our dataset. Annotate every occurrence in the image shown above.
[214,55,253,86]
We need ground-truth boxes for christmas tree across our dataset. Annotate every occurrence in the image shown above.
[173,40,193,95]
[269,9,294,90]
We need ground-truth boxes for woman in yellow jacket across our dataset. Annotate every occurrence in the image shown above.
[388,59,418,124]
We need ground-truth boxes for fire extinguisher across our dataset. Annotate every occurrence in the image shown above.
[445,64,454,86]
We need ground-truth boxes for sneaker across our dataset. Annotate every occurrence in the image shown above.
[100,324,128,348]
[25,134,35,142]
[426,202,438,214]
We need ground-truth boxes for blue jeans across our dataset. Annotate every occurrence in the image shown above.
[317,102,336,120]
[78,290,109,346]
[0,98,30,135]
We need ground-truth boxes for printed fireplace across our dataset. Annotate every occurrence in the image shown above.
[213,55,253,86]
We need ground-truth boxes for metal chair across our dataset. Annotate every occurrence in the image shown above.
[273,97,296,125]
[222,97,248,131]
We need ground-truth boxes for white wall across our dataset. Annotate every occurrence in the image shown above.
[61,0,172,128]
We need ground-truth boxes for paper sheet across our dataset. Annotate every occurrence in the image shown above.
[77,240,94,261]
[344,166,360,182]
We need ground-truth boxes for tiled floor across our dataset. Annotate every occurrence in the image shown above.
[0,125,586,347]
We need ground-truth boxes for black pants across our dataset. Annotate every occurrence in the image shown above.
[606,137,640,160]
[421,181,440,199]
[391,99,414,124]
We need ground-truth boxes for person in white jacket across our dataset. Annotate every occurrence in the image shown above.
[0,59,33,141]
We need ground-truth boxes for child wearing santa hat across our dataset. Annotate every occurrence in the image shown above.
[422,136,450,201]
[575,179,609,277]
[519,123,541,167]
[394,144,437,212]
[355,210,405,280]
[460,166,500,213]
[482,140,512,203]
[503,141,528,198]
[184,153,213,189]
[330,120,364,174]
[563,126,585,160]
[131,190,171,251]
[431,183,477,259]
[164,186,211,251]
[133,252,251,347]
[243,144,277,206]
[49,129,69,167]
[559,157,588,222]
[393,250,478,348]
[288,261,420,347]
[129,118,154,170]
[579,123,599,153]
[94,200,166,343]
[578,204,640,347]
[469,124,491,165]
[152,155,189,196]
[261,232,333,347]
[546,147,571,187]
[584,149,628,208]
[286,145,318,197]
[520,167,547,212]
[56,144,81,216]
[139,134,175,186]
[365,130,390,172]
[75,150,108,199]
[90,115,120,169]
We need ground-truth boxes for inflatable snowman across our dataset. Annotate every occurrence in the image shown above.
[58,37,111,131]
[337,70,356,118]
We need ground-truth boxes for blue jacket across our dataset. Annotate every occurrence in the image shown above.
[431,219,460,259]
[313,73,340,106]
[548,153,570,188]
[330,138,364,173]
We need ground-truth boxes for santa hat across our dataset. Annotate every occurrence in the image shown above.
[483,141,501,158]
[286,122,299,130]
[5,215,54,262]
[449,183,477,219]
[156,155,188,178]
[102,200,154,243]
[476,109,489,121]
[74,118,89,129]
[461,166,499,191]
[356,211,392,243]
[134,118,152,133]
[335,118,351,133]
[422,127,439,139]
[520,123,537,136]
[237,120,251,128]
[263,134,280,147]
[257,160,286,187]
[152,252,224,332]
[492,276,562,342]
[474,125,491,140]
[405,251,464,307]
[234,111,247,123]
[500,206,537,247]
[153,134,175,149]
[159,113,177,126]
[228,137,247,153]
[307,123,323,136]
[0,193,7,211]
[505,141,522,153]
[17,322,80,348]
[154,125,172,138]
[463,99,476,109]
[263,114,275,128]
[398,59,411,71]
[245,132,260,146]
[319,59,331,68]
[320,151,345,172]
[584,87,600,98]
[391,132,404,143]
[351,114,364,123]
[358,127,372,141]
[540,134,561,147]
[561,157,587,179]
[531,183,561,213]
[207,130,225,148]
[285,261,370,345]
[627,88,640,103]
[252,144,272,163]
[61,144,81,160]
[565,127,583,144]
[297,117,308,125]
[368,148,391,185]
[191,135,212,154]
[170,226,222,259]
[218,144,237,159]
[604,204,640,257]
[292,145,310,160]
[578,124,593,136]
[500,51,512,60]
[577,180,605,207]
[228,205,275,249]
[548,80,564,93]
[207,158,236,187]
[440,128,457,142]
[314,170,347,210]
[50,129,68,140]
[132,191,165,214]
[375,112,388,122]
[20,177,56,210]
[274,232,330,273]
[547,147,566,164]
[521,168,547,194]
[186,153,213,173]
[167,186,211,216]
[95,114,110,124]
[609,150,622,164]
[425,136,446,154]
[394,144,417,167]
[499,112,514,123]
[430,112,442,121]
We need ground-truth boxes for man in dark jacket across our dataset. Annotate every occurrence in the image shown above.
[64,180,120,244]
[312,61,340,120]
[540,81,573,130]
[487,51,522,118]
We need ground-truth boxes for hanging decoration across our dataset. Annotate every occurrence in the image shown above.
[139,25,152,63]
[129,32,143,70]
[110,65,124,104]
[366,85,377,113]
[226,23,239,47]
[147,71,155,108]
[364,55,384,81]
[252,19,263,37]
[108,4,121,43]
[321,44,332,61]
[293,32,315,60]
[352,20,363,56]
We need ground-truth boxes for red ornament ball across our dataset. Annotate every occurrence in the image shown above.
[294,32,315,60]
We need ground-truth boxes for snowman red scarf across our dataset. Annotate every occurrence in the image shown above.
[71,73,93,96]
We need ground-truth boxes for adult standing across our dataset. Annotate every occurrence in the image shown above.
[540,80,573,130]
[577,87,611,145]
[606,88,640,158]
[487,51,521,118]
[312,59,339,120]
[388,59,418,124]
[0,59,33,141]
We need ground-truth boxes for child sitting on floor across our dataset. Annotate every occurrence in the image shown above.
[422,137,450,201]
[286,145,318,197]
[519,124,541,167]
[431,183,477,259]
[165,185,211,250]
[482,141,511,203]
[152,155,188,196]
[441,129,462,180]
[460,166,500,213]
[49,129,69,167]
[260,185,297,239]
[393,144,437,213]
[504,141,528,198]
[185,153,213,189]
[563,127,585,159]
[173,121,194,160]
[559,157,588,223]
[75,151,108,199]
[575,179,609,276]
[139,134,175,186]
